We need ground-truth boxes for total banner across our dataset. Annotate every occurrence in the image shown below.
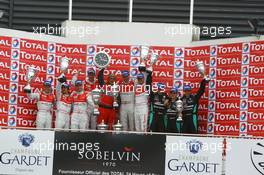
[225,138,264,175]
[53,131,166,175]
[165,136,224,175]
[0,129,54,175]
[1,35,264,136]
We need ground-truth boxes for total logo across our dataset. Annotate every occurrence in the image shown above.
[240,88,248,98]
[9,83,18,93]
[8,116,16,127]
[87,45,96,55]
[208,101,215,111]
[210,57,216,67]
[11,60,19,71]
[47,54,55,63]
[47,64,55,74]
[8,105,17,115]
[11,49,20,59]
[241,77,249,87]
[131,46,140,56]
[240,111,248,121]
[48,43,56,53]
[10,71,19,82]
[210,46,217,56]
[208,112,215,122]
[209,90,216,100]
[130,57,140,67]
[242,43,250,53]
[12,38,20,48]
[46,75,54,84]
[174,69,183,79]
[87,56,94,65]
[174,58,184,68]
[239,122,247,132]
[174,48,184,57]
[241,65,249,76]
[207,123,214,133]
[240,99,248,110]
[209,68,216,78]
[242,54,250,64]
[130,68,138,77]
[250,142,264,175]
[9,94,18,104]
[209,79,216,89]
[174,80,183,89]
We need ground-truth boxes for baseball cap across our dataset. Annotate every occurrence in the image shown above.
[87,68,95,75]
[121,70,129,77]
[43,80,51,86]
[137,73,144,79]
[183,85,192,91]
[61,83,70,89]
[75,80,83,86]
[170,87,178,93]
[157,82,165,89]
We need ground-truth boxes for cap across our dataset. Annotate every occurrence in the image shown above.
[87,68,95,75]
[183,85,192,91]
[170,87,178,93]
[137,73,144,79]
[61,83,70,89]
[157,82,165,89]
[75,80,83,86]
[43,80,51,86]
[121,70,129,77]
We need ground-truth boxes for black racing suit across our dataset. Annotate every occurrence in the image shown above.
[182,78,207,134]
[166,99,180,133]
[150,92,167,132]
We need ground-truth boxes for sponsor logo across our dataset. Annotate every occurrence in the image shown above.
[240,99,248,110]
[18,133,35,147]
[10,71,19,82]
[12,38,20,48]
[9,94,17,104]
[214,123,239,132]
[174,80,183,89]
[174,48,184,57]
[208,112,215,122]
[209,80,216,89]
[240,122,247,132]
[174,69,183,79]
[240,111,247,121]
[47,54,55,63]
[207,123,214,133]
[174,58,184,68]
[11,60,19,71]
[130,68,138,77]
[47,64,55,74]
[250,142,264,175]
[10,83,18,93]
[218,46,241,54]
[241,65,249,76]
[210,46,217,56]
[8,116,16,127]
[130,57,140,67]
[48,43,55,52]
[210,57,216,67]
[209,68,216,78]
[240,88,248,98]
[131,46,140,56]
[11,49,20,59]
[209,90,216,100]
[186,140,203,154]
[242,43,250,53]
[87,56,94,65]
[46,75,54,84]
[8,105,17,115]
[208,101,215,111]
[241,77,249,87]
[87,45,96,55]
[242,54,250,64]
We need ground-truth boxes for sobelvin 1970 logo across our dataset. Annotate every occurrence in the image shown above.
[250,142,264,175]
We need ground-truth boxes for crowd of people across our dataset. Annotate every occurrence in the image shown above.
[25,64,209,134]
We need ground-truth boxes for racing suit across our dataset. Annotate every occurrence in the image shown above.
[71,90,94,130]
[166,99,180,133]
[98,69,120,130]
[119,80,135,131]
[182,78,207,134]
[134,69,152,132]
[150,92,167,132]
[55,81,73,129]
[27,91,55,128]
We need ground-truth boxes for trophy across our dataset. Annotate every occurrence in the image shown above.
[24,66,39,93]
[97,120,108,131]
[196,60,210,81]
[113,120,123,131]
[139,46,150,67]
[150,51,159,66]
[58,56,70,81]
[93,52,111,69]
[92,88,101,115]
[176,97,183,122]
[111,82,119,108]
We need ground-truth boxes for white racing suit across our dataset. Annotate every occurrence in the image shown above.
[71,90,94,130]
[27,91,54,128]
[119,81,135,131]
[55,81,73,129]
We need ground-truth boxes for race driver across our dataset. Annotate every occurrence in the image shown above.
[119,70,135,131]
[149,82,167,132]
[98,68,120,130]
[25,80,55,128]
[134,65,152,132]
[182,77,209,134]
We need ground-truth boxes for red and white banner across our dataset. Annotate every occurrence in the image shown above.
[0,35,264,136]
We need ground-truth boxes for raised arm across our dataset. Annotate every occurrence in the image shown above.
[98,68,105,88]
[195,78,207,101]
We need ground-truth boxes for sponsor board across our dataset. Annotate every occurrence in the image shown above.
[165,136,223,175]
[0,130,54,175]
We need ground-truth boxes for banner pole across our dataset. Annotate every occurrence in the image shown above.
[69,0,73,20]
[189,0,194,24]
[129,0,133,22]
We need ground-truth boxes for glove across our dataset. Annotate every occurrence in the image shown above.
[58,74,66,83]
[204,76,211,83]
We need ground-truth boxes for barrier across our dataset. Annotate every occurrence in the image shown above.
[0,128,263,175]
